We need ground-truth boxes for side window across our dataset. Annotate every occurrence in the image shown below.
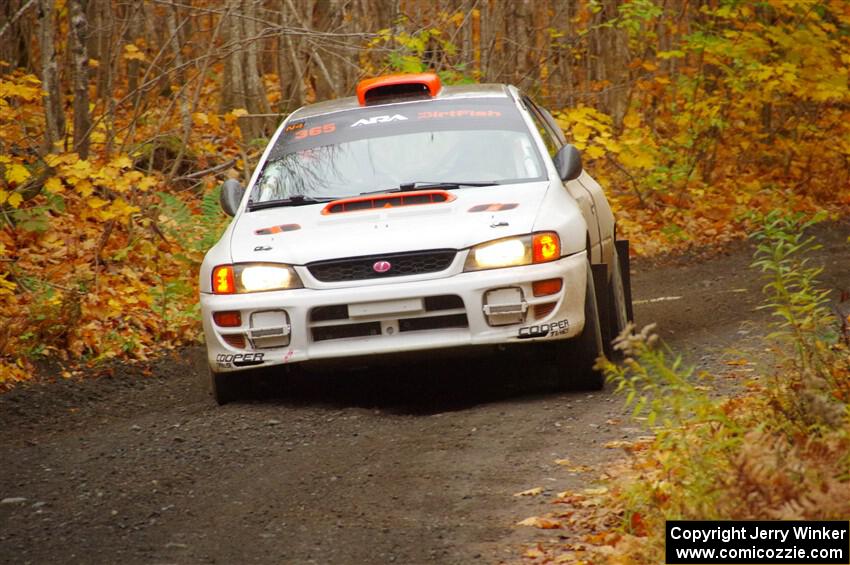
[539,107,567,145]
[523,97,562,159]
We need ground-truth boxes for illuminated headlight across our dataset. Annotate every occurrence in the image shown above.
[212,263,302,294]
[464,232,560,272]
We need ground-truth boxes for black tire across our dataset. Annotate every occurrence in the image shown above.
[549,260,605,391]
[209,366,242,405]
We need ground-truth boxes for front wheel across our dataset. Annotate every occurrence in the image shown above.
[209,366,243,405]
[543,260,604,391]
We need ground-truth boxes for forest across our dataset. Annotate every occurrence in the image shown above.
[1,0,849,562]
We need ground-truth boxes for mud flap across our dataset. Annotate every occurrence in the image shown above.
[591,263,612,357]
[615,239,634,323]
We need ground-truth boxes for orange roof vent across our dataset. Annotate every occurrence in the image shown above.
[356,73,441,106]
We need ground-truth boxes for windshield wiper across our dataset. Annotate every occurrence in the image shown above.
[360,181,499,196]
[248,195,340,211]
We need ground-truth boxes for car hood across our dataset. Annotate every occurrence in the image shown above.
[228,182,552,264]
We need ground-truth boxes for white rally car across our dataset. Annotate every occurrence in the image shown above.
[200,73,632,404]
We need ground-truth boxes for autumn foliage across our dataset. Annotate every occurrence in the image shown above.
[515,214,850,563]
[2,0,850,389]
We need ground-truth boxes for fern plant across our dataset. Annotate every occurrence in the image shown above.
[153,185,228,333]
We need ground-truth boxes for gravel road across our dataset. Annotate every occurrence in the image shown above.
[1,221,847,565]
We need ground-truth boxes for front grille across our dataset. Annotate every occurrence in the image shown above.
[399,314,468,332]
[310,304,349,322]
[308,294,468,343]
[423,295,464,311]
[307,250,456,283]
[312,321,381,342]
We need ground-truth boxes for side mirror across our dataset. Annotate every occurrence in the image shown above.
[220,179,245,216]
[553,144,582,182]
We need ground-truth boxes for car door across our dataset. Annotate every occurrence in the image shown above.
[524,97,603,264]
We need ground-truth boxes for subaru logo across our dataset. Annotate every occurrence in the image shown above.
[373,260,392,273]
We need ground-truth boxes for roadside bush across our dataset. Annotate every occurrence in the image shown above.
[540,214,850,563]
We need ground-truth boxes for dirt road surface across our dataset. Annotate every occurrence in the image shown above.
[1,222,847,565]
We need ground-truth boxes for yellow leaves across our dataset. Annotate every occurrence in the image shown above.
[585,145,605,159]
[225,108,248,123]
[570,122,592,146]
[41,153,156,197]
[0,73,42,102]
[123,44,146,62]
[556,105,620,158]
[603,440,635,449]
[622,113,641,129]
[98,198,139,221]
[513,487,544,497]
[0,189,23,208]
[87,196,109,209]
[136,174,158,192]
[5,163,30,184]
[523,546,545,559]
[192,112,208,126]
[110,155,133,170]
[517,516,562,529]
[61,157,93,187]
[45,177,64,194]
[0,272,16,296]
[583,486,609,496]
[85,196,139,220]
[45,153,78,167]
[75,179,94,198]
[618,148,655,170]
[0,358,32,391]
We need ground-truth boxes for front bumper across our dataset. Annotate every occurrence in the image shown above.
[201,252,587,373]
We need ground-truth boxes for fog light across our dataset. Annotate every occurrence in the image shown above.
[482,287,527,326]
[214,311,242,327]
[249,310,291,349]
[532,278,562,297]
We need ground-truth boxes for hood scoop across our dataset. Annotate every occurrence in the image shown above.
[321,190,456,215]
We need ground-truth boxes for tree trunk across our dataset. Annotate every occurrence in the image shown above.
[69,0,91,159]
[125,0,143,100]
[220,0,247,113]
[241,0,272,137]
[166,3,192,177]
[37,0,64,151]
[278,6,306,112]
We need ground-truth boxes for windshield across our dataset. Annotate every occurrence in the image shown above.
[251,97,546,205]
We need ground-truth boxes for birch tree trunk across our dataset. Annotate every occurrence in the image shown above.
[69,0,91,159]
[166,3,192,177]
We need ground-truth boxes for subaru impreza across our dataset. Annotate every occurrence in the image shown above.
[200,73,632,404]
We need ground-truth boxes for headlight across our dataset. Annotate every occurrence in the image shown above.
[464,232,561,272]
[212,263,303,294]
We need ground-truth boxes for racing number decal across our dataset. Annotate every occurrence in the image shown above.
[294,123,336,139]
